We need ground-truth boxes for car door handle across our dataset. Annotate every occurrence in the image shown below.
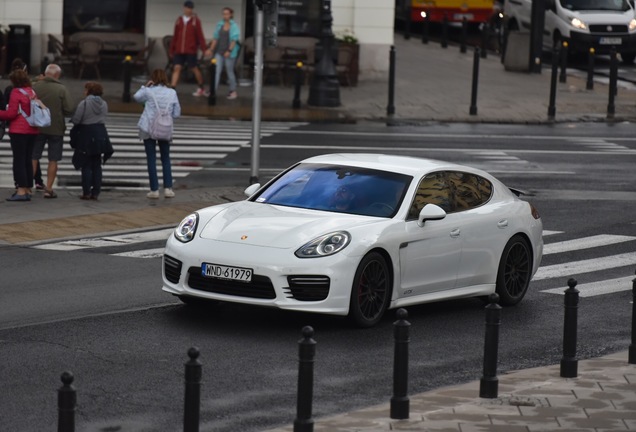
[497,220,509,229]
[450,229,461,238]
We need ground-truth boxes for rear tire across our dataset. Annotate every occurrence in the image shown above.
[349,252,391,328]
[495,235,532,306]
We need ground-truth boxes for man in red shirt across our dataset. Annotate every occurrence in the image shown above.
[170,1,208,96]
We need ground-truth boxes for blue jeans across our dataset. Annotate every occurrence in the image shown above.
[81,155,102,197]
[214,53,237,92]
[144,139,173,191]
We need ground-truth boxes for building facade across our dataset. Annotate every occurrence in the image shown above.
[0,0,393,77]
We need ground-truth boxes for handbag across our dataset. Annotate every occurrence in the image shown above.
[0,121,5,141]
[69,101,87,150]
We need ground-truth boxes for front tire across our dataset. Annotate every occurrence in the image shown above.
[349,252,391,328]
[495,235,532,305]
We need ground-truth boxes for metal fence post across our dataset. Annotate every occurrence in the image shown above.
[586,47,595,90]
[480,21,489,59]
[628,271,636,364]
[184,347,202,432]
[559,41,568,83]
[460,17,468,53]
[122,55,132,103]
[560,278,579,378]
[441,15,449,48]
[608,47,617,119]
[293,61,303,109]
[548,47,559,120]
[469,48,480,116]
[387,46,396,118]
[58,371,76,432]
[480,293,501,398]
[404,4,412,40]
[208,58,217,106]
[294,326,316,432]
[391,308,410,419]
[421,11,429,44]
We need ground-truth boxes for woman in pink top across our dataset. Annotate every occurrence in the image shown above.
[0,69,39,201]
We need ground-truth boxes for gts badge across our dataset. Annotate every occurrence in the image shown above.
[403,289,413,295]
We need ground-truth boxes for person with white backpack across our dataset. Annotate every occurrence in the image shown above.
[0,69,40,202]
[134,69,181,199]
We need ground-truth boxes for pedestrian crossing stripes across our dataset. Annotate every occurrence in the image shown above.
[0,115,305,189]
[574,138,632,152]
[32,229,636,298]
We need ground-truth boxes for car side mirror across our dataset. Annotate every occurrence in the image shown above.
[418,204,447,227]
[244,183,261,197]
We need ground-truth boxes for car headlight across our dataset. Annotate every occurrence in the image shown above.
[295,231,351,258]
[174,213,199,243]
[630,19,636,31]
[571,17,586,29]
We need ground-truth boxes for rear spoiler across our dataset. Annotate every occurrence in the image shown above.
[509,187,534,197]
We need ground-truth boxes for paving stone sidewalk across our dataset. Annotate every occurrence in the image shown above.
[267,351,636,432]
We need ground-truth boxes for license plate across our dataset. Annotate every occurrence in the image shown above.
[453,13,474,20]
[599,37,622,45]
[201,263,253,282]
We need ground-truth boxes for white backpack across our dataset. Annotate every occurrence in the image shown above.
[148,90,174,141]
[18,88,52,128]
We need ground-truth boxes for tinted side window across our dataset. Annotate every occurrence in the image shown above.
[448,171,493,211]
[407,171,452,219]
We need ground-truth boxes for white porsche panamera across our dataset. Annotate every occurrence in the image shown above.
[162,154,543,327]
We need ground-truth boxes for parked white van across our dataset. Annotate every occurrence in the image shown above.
[503,0,636,63]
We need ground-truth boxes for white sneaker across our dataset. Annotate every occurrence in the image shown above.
[192,87,206,97]
[164,188,175,198]
[227,91,238,100]
[147,190,159,199]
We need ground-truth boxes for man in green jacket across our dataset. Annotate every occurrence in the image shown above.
[32,64,74,198]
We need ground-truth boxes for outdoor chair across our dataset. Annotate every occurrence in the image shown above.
[132,38,156,76]
[48,34,78,76]
[77,37,103,80]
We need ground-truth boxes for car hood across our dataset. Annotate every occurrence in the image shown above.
[569,10,635,23]
[198,201,378,248]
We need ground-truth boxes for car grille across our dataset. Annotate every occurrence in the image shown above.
[164,255,183,284]
[589,24,628,33]
[187,267,276,299]
[284,276,330,301]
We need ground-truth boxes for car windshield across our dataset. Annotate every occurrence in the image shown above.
[560,0,630,11]
[252,163,413,218]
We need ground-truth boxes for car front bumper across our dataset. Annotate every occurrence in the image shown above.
[569,30,636,52]
[161,235,358,316]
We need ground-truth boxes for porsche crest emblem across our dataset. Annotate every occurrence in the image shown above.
[241,235,248,240]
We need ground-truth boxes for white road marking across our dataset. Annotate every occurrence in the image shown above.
[34,228,174,251]
[533,252,636,281]
[543,235,636,255]
[112,248,165,259]
[540,276,634,297]
[543,230,564,236]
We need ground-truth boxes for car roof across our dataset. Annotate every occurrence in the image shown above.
[300,153,488,178]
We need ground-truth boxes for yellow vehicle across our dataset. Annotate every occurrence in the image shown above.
[396,0,496,23]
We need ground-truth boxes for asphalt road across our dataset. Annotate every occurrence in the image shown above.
[1,121,635,431]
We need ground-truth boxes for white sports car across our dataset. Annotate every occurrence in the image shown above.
[162,154,543,327]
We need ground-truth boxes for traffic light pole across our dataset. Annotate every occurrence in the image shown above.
[250,2,265,185]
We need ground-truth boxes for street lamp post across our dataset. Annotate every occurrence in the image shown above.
[308,0,340,107]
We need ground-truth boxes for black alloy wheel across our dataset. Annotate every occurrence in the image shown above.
[496,235,532,305]
[349,252,391,328]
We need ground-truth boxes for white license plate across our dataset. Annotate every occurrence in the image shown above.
[599,37,622,45]
[453,13,474,20]
[201,263,253,282]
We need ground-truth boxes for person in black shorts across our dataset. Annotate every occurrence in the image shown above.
[169,1,208,96]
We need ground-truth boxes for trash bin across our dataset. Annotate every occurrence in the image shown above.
[7,24,31,72]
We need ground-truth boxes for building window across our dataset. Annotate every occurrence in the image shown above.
[63,0,146,35]
[245,0,322,38]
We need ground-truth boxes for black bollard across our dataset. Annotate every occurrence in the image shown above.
[208,58,217,106]
[294,326,316,432]
[184,347,202,432]
[480,21,489,59]
[404,4,411,40]
[608,47,618,119]
[559,41,568,83]
[387,46,396,117]
[479,293,501,398]
[469,47,480,116]
[391,308,410,420]
[586,47,595,90]
[58,371,76,432]
[122,55,132,103]
[441,15,449,48]
[560,278,579,378]
[421,11,429,44]
[292,61,303,109]
[548,47,559,120]
[628,271,636,364]
[460,17,468,53]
